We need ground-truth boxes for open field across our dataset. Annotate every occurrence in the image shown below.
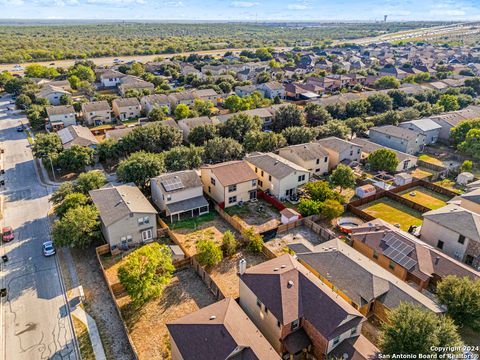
[398,186,450,210]
[360,198,423,231]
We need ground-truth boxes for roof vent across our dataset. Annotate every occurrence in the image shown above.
[281,264,286,269]
[274,267,279,271]
[287,280,294,288]
[209,315,216,320]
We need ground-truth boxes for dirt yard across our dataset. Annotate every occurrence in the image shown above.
[265,226,325,256]
[120,268,217,360]
[224,199,281,228]
[208,249,266,298]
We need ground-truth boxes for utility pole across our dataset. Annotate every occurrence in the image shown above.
[48,155,56,182]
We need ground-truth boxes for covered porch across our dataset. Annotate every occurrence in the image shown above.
[166,195,210,223]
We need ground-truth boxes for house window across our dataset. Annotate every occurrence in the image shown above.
[264,306,269,314]
[291,319,300,331]
[126,235,133,242]
[324,156,328,162]
[268,175,272,181]
[138,218,144,225]
[261,170,264,177]
[166,195,171,201]
[228,196,237,204]
[228,184,237,193]
[210,177,216,186]
[142,229,153,241]
[255,167,258,173]
[458,235,465,244]
[208,186,211,193]
[350,150,353,156]
[252,179,257,186]
[121,236,127,243]
[316,159,320,164]
[298,174,305,182]
[258,180,263,187]
[389,260,395,270]
[437,240,444,250]
[143,216,150,224]
[333,336,340,346]
[256,298,262,308]
[373,250,379,260]
[277,320,281,328]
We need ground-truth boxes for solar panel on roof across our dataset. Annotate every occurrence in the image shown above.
[161,177,184,192]
[383,234,417,270]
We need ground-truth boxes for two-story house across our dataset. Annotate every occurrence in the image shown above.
[81,101,112,126]
[57,125,99,149]
[316,137,362,171]
[46,105,76,130]
[200,161,258,208]
[258,81,285,99]
[244,152,310,199]
[151,170,209,222]
[239,255,378,359]
[112,98,142,121]
[277,142,329,176]
[398,118,442,145]
[99,69,126,87]
[90,183,158,251]
[368,125,426,155]
[140,94,172,114]
[178,116,219,141]
[36,84,71,105]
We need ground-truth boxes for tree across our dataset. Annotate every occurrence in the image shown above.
[55,145,95,172]
[97,139,123,164]
[197,239,223,267]
[68,64,95,82]
[436,276,480,328]
[298,198,321,216]
[26,105,47,130]
[243,131,287,152]
[50,182,75,205]
[203,137,244,164]
[55,192,89,218]
[379,303,462,356]
[121,122,183,153]
[256,71,271,84]
[282,126,318,145]
[459,160,473,173]
[387,89,409,109]
[221,230,238,257]
[374,76,400,89]
[450,119,480,147]
[367,149,399,172]
[75,170,107,194]
[317,120,350,139]
[52,205,100,248]
[330,164,356,192]
[437,94,460,112]
[345,99,370,118]
[219,113,262,142]
[367,93,393,114]
[147,107,168,122]
[304,181,344,203]
[174,103,190,120]
[272,105,306,132]
[459,129,480,160]
[127,62,145,77]
[224,95,247,113]
[304,103,333,126]
[32,133,62,159]
[118,243,174,306]
[320,199,344,220]
[15,94,32,109]
[187,124,218,146]
[25,64,59,79]
[163,145,204,172]
[243,228,264,253]
[345,117,373,137]
[116,151,165,190]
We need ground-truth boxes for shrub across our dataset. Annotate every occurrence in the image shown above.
[197,239,223,267]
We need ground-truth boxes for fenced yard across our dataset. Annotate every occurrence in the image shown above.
[223,199,281,233]
[398,186,450,210]
[359,198,423,231]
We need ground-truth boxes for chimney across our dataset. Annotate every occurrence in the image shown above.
[239,258,247,275]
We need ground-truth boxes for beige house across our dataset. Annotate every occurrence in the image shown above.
[46,105,76,130]
[58,125,99,149]
[118,76,155,96]
[192,88,218,103]
[81,101,112,126]
[178,116,219,141]
[36,84,71,105]
[317,137,362,171]
[245,152,310,199]
[167,298,280,360]
[168,91,197,107]
[277,142,329,176]
[200,161,258,208]
[112,98,142,121]
[90,183,158,250]
[140,94,171,114]
[151,170,209,222]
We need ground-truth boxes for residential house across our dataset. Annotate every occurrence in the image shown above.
[140,94,171,114]
[351,138,418,172]
[81,101,112,126]
[36,84,71,105]
[245,152,309,199]
[112,98,142,121]
[296,238,444,322]
[99,69,126,87]
[368,125,426,155]
[239,255,378,359]
[430,105,480,142]
[350,219,480,290]
[277,142,329,176]
[89,183,158,250]
[316,137,362,171]
[258,81,285,99]
[167,298,280,360]
[178,116,219,141]
[398,118,442,144]
[235,84,258,98]
[46,105,76,130]
[215,108,274,129]
[192,88,218,104]
[200,161,258,208]
[118,76,155,96]
[57,125,99,149]
[168,91,197,107]
[105,127,135,141]
[151,170,209,222]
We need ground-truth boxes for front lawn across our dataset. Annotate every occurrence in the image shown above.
[360,198,423,231]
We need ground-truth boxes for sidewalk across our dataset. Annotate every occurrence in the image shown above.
[72,303,107,360]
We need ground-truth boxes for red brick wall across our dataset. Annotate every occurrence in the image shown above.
[303,319,328,360]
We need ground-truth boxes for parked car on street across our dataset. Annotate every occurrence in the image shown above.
[2,226,14,242]
[42,241,56,257]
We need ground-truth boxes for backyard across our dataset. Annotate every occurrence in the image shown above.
[360,198,423,231]
[265,226,325,256]
[224,199,281,232]
[398,186,451,210]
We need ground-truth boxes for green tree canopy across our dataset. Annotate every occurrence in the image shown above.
[55,192,89,218]
[298,198,322,217]
[52,205,100,248]
[320,199,344,220]
[437,94,460,112]
[281,126,318,145]
[221,230,238,257]
[116,151,165,189]
[163,145,204,172]
[174,103,190,120]
[187,123,218,146]
[203,137,244,164]
[75,170,107,194]
[33,133,62,159]
[219,113,262,142]
[450,119,480,147]
[374,76,400,90]
[272,104,306,132]
[329,164,356,191]
[197,239,223,267]
[55,145,95,172]
[304,103,333,126]
[367,148,399,172]
[317,120,350,139]
[243,131,287,153]
[121,122,183,154]
[304,181,344,203]
[367,93,393,114]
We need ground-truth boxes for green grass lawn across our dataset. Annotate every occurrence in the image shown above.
[399,186,450,210]
[168,211,216,230]
[360,198,423,231]
[418,154,444,166]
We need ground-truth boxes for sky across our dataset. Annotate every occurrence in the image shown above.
[1,0,480,21]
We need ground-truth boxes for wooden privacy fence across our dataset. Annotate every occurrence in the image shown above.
[257,191,286,211]
[190,257,225,301]
[418,159,447,172]
[214,204,249,237]
[303,217,336,242]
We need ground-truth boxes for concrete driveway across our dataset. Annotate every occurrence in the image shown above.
[0,95,79,360]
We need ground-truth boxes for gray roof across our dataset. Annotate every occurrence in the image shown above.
[112,97,140,108]
[178,116,218,130]
[317,137,361,153]
[245,152,308,180]
[461,188,480,205]
[278,142,329,161]
[58,125,98,147]
[82,101,111,112]
[166,196,209,215]
[423,204,480,242]
[105,127,134,141]
[90,183,157,227]
[369,125,419,141]
[152,170,202,194]
[351,138,416,163]
[46,105,75,117]
[399,118,442,132]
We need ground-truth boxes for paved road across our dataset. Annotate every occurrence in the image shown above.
[0,96,78,360]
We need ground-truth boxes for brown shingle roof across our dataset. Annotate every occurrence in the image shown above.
[201,161,257,187]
